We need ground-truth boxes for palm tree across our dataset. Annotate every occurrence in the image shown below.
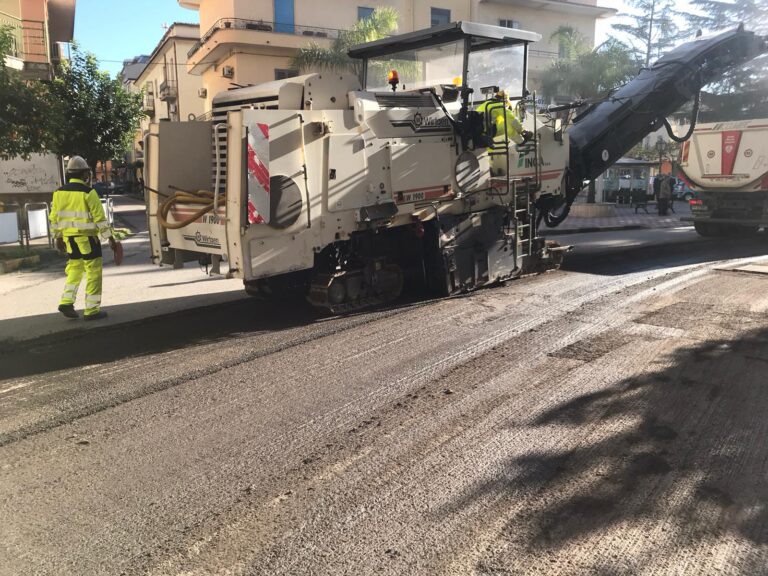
[550,25,589,61]
[541,39,640,203]
[291,7,399,83]
[541,38,639,103]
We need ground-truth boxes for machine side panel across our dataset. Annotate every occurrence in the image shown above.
[240,109,325,280]
[147,121,222,260]
[327,133,370,212]
[157,121,228,257]
[390,141,454,203]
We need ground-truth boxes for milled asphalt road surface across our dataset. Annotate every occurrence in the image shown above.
[1,230,767,575]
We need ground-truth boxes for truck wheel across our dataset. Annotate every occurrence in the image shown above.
[727,224,760,236]
[694,222,719,237]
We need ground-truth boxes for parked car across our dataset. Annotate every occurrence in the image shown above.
[93,181,110,197]
[93,181,125,197]
[674,181,696,201]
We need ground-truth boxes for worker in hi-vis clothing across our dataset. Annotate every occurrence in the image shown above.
[476,90,526,145]
[49,156,122,321]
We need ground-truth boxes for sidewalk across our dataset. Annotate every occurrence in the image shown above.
[0,196,695,344]
[0,195,246,344]
[548,202,693,235]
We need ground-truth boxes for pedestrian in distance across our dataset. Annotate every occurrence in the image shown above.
[668,175,678,213]
[49,156,123,321]
[658,174,672,216]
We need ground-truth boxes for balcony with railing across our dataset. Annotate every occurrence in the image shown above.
[1,11,24,65]
[187,18,342,73]
[158,78,178,102]
[143,93,156,115]
[529,48,561,62]
[479,0,616,18]
[0,11,51,79]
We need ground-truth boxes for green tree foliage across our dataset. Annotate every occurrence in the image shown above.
[541,37,640,204]
[0,26,50,160]
[291,7,399,83]
[613,0,681,67]
[549,26,589,61]
[683,0,768,120]
[541,39,639,102]
[46,43,144,170]
[685,0,767,34]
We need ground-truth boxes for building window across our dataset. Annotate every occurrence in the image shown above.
[499,19,521,29]
[275,68,299,80]
[431,7,450,27]
[358,6,374,21]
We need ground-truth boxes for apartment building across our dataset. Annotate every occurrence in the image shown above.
[132,23,205,134]
[0,0,74,79]
[119,54,150,89]
[178,0,615,107]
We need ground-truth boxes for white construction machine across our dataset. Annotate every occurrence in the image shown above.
[679,118,768,236]
[145,22,766,312]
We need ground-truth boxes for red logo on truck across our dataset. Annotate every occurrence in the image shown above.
[721,131,742,175]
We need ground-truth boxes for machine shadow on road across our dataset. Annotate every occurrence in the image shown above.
[0,291,435,382]
[562,235,768,276]
[0,296,320,381]
[459,324,768,573]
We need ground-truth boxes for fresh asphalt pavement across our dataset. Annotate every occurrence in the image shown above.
[1,227,767,575]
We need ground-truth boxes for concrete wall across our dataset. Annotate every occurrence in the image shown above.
[0,0,21,16]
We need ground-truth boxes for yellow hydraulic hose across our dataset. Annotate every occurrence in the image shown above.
[157,187,216,230]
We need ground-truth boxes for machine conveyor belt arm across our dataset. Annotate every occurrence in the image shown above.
[539,25,768,228]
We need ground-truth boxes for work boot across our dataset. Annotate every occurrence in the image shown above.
[58,304,78,319]
[84,311,108,322]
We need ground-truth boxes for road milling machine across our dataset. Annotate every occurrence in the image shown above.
[145,21,766,312]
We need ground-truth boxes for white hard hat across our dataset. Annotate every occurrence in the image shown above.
[66,156,90,172]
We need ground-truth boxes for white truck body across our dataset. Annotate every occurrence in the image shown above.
[680,119,768,234]
[681,119,768,191]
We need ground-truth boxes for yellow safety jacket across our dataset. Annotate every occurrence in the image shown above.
[49,178,113,240]
[476,99,525,145]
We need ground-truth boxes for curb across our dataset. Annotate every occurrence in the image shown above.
[546,224,693,236]
[0,254,40,274]
[0,295,252,351]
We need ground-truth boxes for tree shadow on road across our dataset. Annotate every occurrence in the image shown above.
[452,323,768,574]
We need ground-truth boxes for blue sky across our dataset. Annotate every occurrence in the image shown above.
[72,0,198,77]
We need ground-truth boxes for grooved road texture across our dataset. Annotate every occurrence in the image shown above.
[1,237,768,575]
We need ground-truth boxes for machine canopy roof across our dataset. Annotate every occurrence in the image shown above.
[348,21,541,60]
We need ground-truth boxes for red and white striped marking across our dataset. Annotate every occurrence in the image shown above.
[247,122,271,225]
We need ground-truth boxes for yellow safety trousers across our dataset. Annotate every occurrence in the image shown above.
[59,236,103,316]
